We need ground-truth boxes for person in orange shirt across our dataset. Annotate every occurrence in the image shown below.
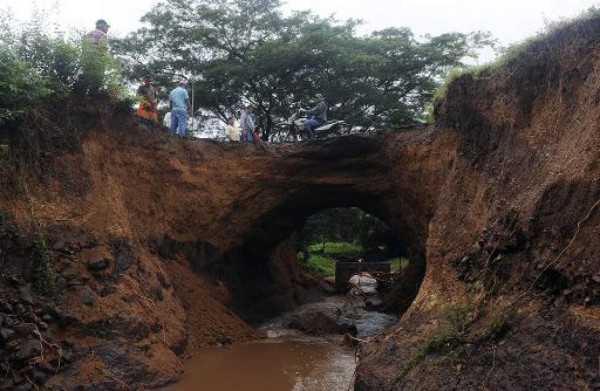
[136,75,159,123]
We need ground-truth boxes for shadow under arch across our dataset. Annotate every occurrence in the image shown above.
[212,184,429,323]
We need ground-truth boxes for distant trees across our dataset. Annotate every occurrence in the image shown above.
[113,0,494,138]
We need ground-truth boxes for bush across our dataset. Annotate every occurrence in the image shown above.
[0,13,126,125]
[31,232,56,298]
[0,50,52,124]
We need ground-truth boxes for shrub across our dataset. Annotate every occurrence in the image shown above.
[0,13,126,125]
[31,232,56,298]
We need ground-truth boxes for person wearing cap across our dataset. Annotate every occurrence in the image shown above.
[301,94,328,139]
[79,19,111,94]
[239,104,255,142]
[136,75,159,123]
[169,80,192,136]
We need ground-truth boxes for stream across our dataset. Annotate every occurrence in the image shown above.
[166,295,397,391]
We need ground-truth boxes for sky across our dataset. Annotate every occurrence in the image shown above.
[1,0,598,62]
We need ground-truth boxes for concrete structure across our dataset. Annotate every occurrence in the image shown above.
[335,261,390,293]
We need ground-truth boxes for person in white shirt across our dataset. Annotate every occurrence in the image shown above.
[225,117,240,142]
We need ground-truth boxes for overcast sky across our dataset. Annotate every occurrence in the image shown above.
[1,0,598,61]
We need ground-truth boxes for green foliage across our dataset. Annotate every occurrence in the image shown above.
[479,307,515,341]
[0,209,16,239]
[31,232,56,299]
[302,207,393,251]
[388,257,410,273]
[305,254,336,278]
[308,241,364,258]
[391,329,462,385]
[114,0,494,136]
[391,301,482,384]
[0,13,126,125]
[434,7,600,110]
[304,241,363,278]
[0,49,52,124]
[441,301,480,334]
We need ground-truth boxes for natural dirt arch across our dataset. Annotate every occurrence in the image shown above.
[0,112,457,389]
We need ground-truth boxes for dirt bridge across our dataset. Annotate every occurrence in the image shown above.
[1,15,600,390]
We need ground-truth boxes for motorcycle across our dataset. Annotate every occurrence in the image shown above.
[272,109,347,142]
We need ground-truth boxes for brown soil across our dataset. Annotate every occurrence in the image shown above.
[0,14,598,391]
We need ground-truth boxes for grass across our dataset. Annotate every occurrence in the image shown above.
[305,254,336,277]
[388,257,410,273]
[31,232,57,299]
[434,7,600,105]
[302,241,410,278]
[390,301,481,386]
[308,241,364,258]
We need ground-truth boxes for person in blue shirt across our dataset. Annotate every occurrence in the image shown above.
[239,104,255,142]
[169,81,192,136]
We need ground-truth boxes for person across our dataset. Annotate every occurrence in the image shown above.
[79,19,110,94]
[163,111,172,128]
[252,128,260,143]
[169,80,192,136]
[225,117,240,142]
[301,93,328,139]
[136,75,159,122]
[239,104,255,142]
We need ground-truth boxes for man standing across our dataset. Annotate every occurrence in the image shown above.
[301,93,327,139]
[80,19,110,94]
[136,75,159,123]
[239,104,255,142]
[169,80,192,136]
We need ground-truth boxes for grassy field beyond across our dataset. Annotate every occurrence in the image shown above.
[301,242,409,278]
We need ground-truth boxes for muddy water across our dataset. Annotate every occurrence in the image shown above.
[166,339,355,391]
[166,296,396,391]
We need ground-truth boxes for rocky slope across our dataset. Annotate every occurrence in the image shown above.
[356,15,600,390]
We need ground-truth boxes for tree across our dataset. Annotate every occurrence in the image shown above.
[113,0,493,138]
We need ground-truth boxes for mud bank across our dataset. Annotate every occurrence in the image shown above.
[0,14,599,391]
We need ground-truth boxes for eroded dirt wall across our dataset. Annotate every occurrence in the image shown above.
[356,17,600,391]
[0,110,454,389]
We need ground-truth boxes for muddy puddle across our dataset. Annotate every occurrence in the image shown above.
[165,295,397,391]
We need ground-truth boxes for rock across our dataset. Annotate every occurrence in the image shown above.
[337,322,358,336]
[13,323,36,336]
[0,302,13,314]
[37,321,48,331]
[62,337,76,348]
[6,340,21,351]
[22,312,36,323]
[31,370,47,385]
[41,329,53,341]
[41,314,53,322]
[216,335,232,345]
[38,362,55,374]
[95,285,116,297]
[86,257,110,272]
[79,288,96,306]
[17,286,33,306]
[62,352,76,363]
[289,312,340,335]
[12,372,24,385]
[157,272,171,289]
[0,328,15,341]
[16,339,42,360]
[592,274,600,284]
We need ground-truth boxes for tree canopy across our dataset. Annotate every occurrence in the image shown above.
[116,0,495,138]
